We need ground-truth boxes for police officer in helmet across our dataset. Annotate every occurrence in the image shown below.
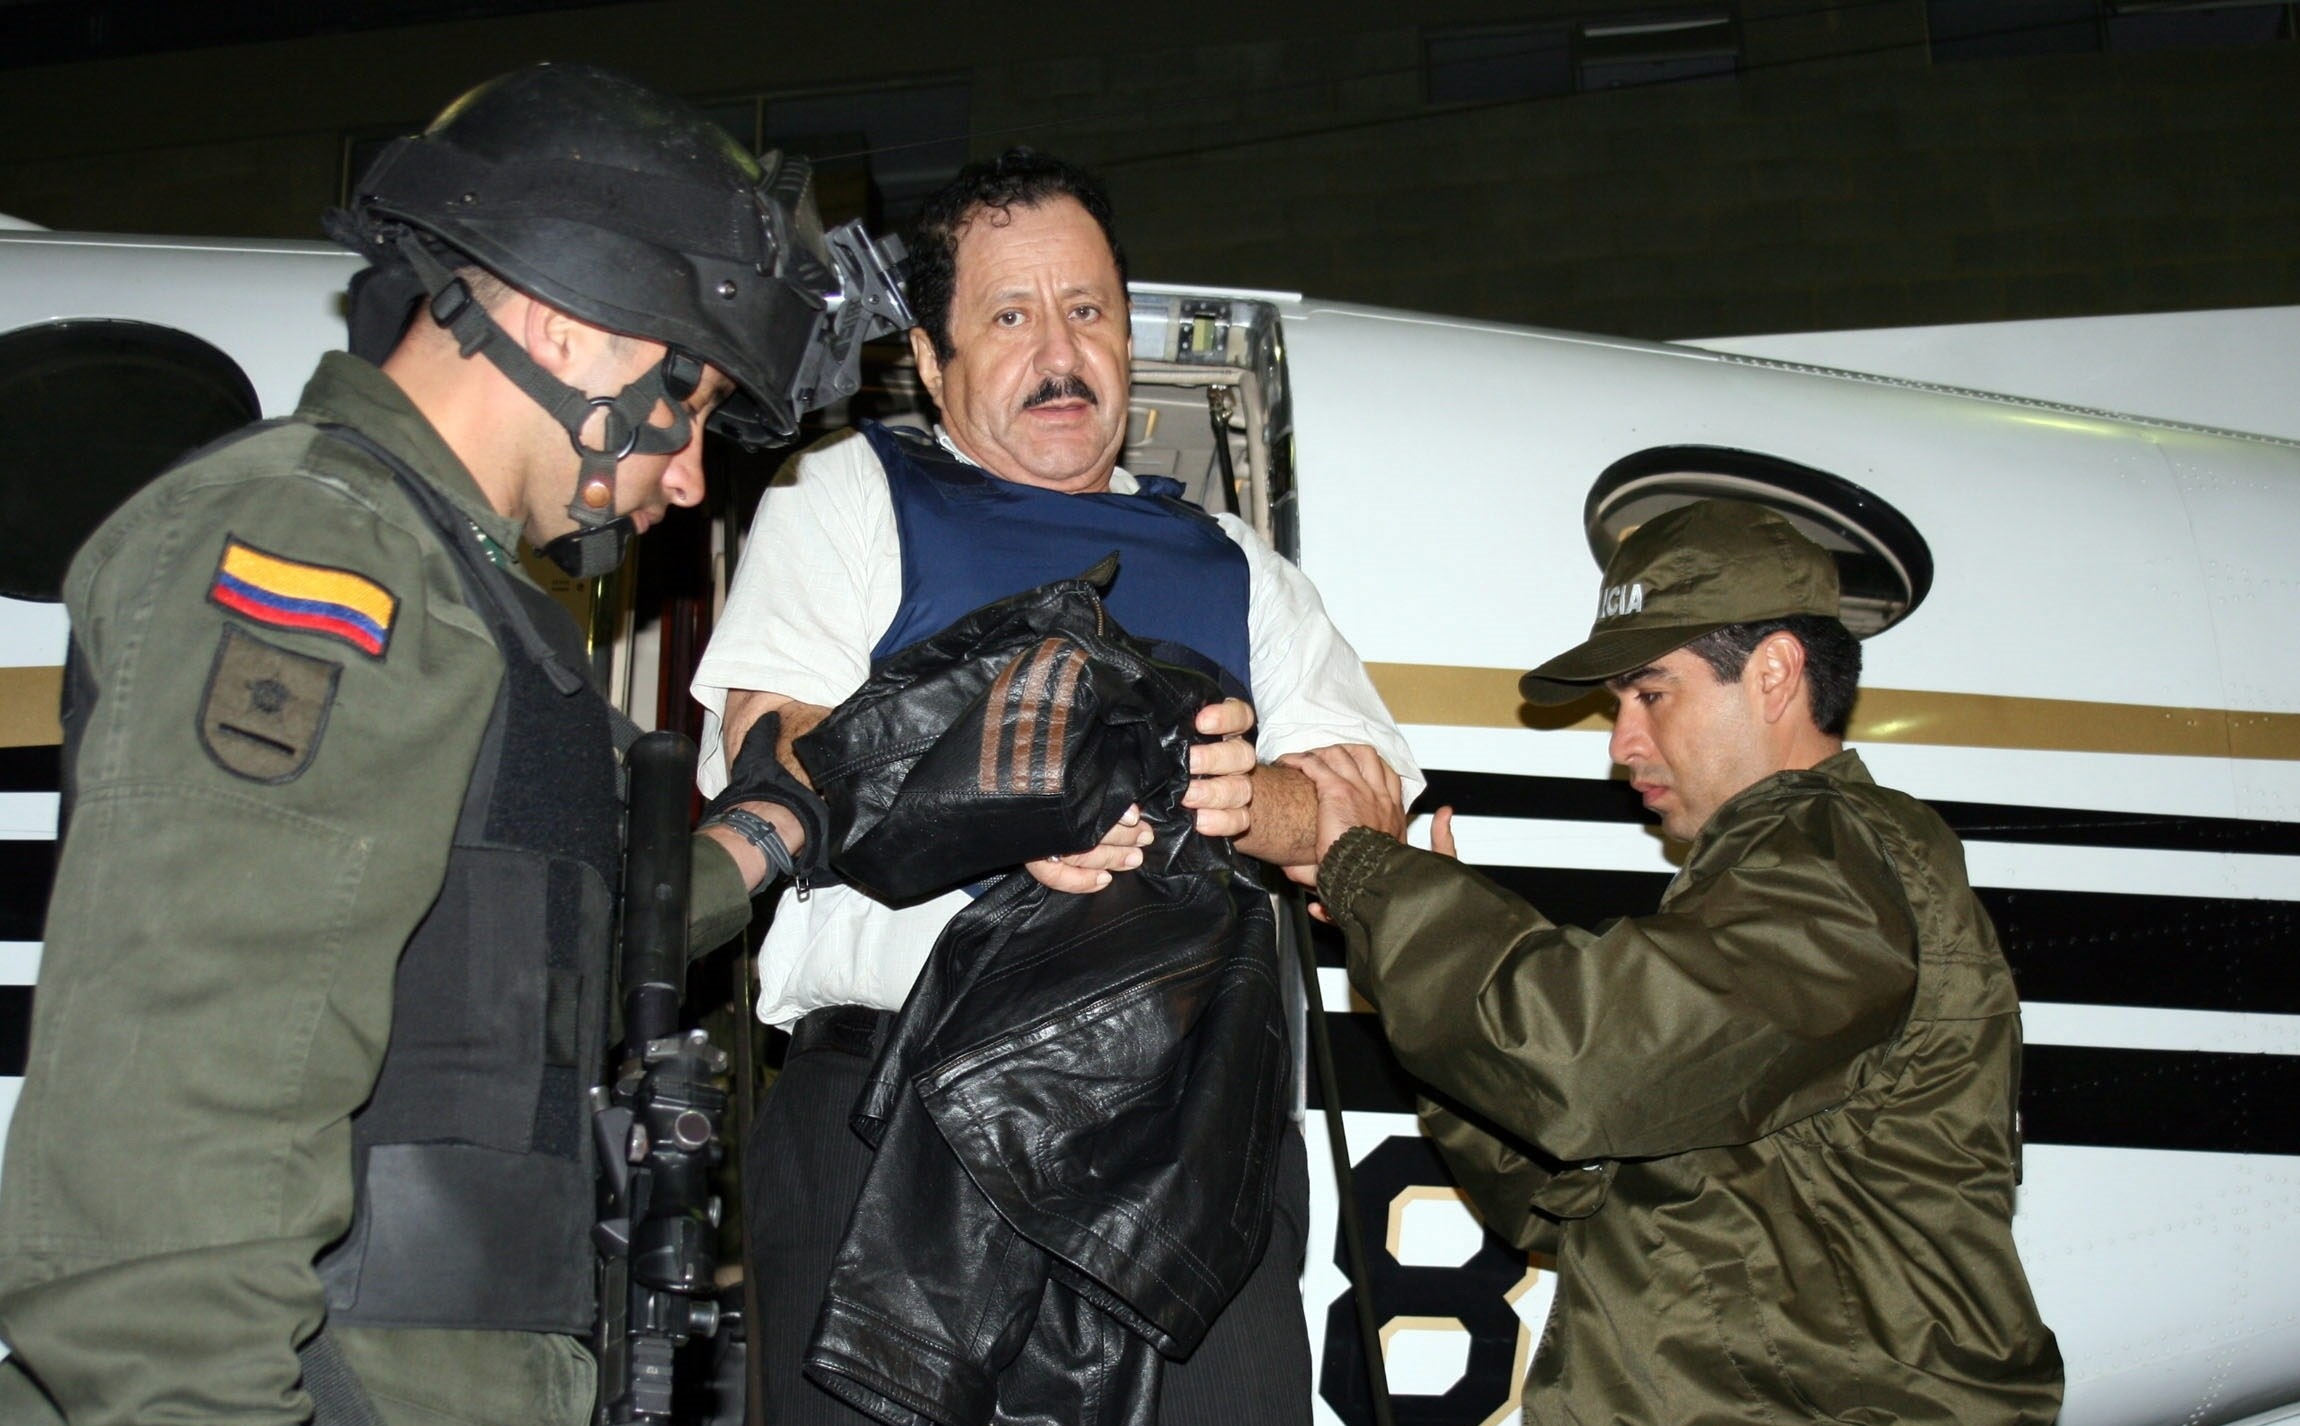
[0,63,855,1425]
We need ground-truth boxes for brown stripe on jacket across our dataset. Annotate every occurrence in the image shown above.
[978,638,1086,794]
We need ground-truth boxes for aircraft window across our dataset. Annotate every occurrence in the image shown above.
[1425,22,1573,104]
[1585,447,1933,637]
[349,83,972,230]
[1927,0,2102,61]
[1577,14,1740,90]
[1425,11,1739,102]
[0,320,258,601]
[1927,0,2293,61]
[2106,1,2293,51]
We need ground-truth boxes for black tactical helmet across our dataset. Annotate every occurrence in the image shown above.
[336,61,835,450]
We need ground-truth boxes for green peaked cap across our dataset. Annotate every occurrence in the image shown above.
[1520,499,1841,705]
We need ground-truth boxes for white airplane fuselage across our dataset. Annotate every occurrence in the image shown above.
[3,228,2297,1426]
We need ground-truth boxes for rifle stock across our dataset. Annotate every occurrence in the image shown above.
[595,730,734,1423]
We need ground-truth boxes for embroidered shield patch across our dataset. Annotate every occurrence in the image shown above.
[199,625,341,782]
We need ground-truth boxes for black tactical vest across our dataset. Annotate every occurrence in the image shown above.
[312,428,622,1335]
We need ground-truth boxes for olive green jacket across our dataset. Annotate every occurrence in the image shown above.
[1321,750,2063,1425]
[0,355,752,1426]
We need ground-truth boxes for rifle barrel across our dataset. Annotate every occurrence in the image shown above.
[622,730,695,1058]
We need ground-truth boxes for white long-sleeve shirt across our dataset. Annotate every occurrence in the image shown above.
[693,426,1422,1025]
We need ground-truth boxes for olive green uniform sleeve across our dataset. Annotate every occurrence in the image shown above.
[688,834,755,957]
[1318,794,1919,1169]
[0,430,502,1425]
[1413,1099,1571,1253]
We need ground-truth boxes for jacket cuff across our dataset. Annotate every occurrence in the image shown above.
[1318,825,1401,923]
[688,832,755,958]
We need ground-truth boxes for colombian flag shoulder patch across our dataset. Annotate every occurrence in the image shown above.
[207,536,399,658]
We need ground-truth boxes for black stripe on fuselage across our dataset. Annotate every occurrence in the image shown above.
[0,986,26,1076]
[1406,768,2300,1018]
[0,745,60,794]
[1986,886,2300,1015]
[1306,1007,2300,1156]
[0,747,45,1075]
[1418,771,1649,826]
[1,826,47,1074]
[1307,794,2300,1156]
[1312,863,2300,1018]
[2021,1044,2300,1155]
[0,838,54,943]
[1418,768,2300,856]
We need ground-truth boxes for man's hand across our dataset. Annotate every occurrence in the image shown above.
[1188,698,1333,864]
[1277,744,1408,889]
[1025,803,1153,893]
[1185,697,1257,838]
[711,691,834,896]
[1029,698,1269,894]
[723,689,829,788]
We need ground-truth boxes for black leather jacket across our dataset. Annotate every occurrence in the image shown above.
[793,568,1289,1426]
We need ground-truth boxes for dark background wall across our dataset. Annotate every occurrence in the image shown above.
[2,0,2293,340]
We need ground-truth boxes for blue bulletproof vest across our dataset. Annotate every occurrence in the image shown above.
[863,422,1253,700]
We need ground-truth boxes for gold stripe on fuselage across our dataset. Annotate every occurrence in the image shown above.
[10,660,2300,761]
[1364,662,2300,761]
[0,666,61,748]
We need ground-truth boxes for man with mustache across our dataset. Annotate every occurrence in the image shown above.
[691,149,1419,1423]
[1283,500,2062,1425]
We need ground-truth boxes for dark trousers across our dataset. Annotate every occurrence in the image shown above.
[745,1030,1313,1426]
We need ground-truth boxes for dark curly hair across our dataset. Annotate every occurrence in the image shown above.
[1683,615,1863,737]
[907,148,1128,362]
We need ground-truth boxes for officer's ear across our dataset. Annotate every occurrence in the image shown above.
[515,295,588,382]
[1750,630,1809,728]
[910,326,945,406]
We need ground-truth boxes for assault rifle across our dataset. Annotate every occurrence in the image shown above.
[594,729,736,1423]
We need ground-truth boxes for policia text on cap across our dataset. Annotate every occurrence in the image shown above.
[1283,499,2066,1426]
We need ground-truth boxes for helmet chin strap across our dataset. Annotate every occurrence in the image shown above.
[397,236,695,579]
